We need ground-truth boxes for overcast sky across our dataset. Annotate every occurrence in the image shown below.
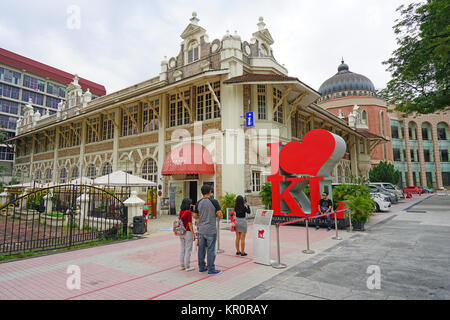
[1,0,417,94]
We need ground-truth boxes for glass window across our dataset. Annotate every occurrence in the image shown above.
[391,126,399,139]
[71,166,79,180]
[393,148,401,161]
[23,75,45,92]
[143,100,159,132]
[0,83,20,100]
[0,115,17,130]
[169,91,190,127]
[47,82,66,98]
[142,158,158,183]
[46,96,61,109]
[424,149,431,162]
[22,90,44,105]
[86,165,97,179]
[122,106,138,136]
[86,117,100,143]
[257,85,266,120]
[441,150,449,162]
[59,168,67,183]
[273,88,283,123]
[0,99,19,115]
[102,113,115,140]
[0,67,21,85]
[102,163,112,176]
[252,171,261,192]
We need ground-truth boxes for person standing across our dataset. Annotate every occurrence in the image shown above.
[315,192,333,231]
[194,184,222,275]
[178,198,196,272]
[234,195,251,256]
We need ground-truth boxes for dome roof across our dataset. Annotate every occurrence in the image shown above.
[319,60,375,96]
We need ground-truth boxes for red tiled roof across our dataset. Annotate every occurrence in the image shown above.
[0,48,106,96]
[223,73,299,84]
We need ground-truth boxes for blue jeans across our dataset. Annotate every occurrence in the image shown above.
[315,211,332,229]
[198,233,217,272]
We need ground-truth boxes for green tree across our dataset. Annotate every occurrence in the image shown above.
[219,192,236,219]
[382,0,450,115]
[369,161,401,185]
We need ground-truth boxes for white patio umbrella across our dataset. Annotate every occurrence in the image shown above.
[93,170,156,187]
[8,182,44,188]
[69,177,95,185]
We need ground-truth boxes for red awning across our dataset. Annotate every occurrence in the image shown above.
[162,143,215,176]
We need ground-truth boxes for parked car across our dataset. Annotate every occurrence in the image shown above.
[418,186,434,193]
[370,192,391,212]
[371,182,405,199]
[368,184,398,204]
[402,186,423,194]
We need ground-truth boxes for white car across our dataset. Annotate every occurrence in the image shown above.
[371,192,391,212]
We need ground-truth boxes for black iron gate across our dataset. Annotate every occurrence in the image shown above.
[0,185,129,256]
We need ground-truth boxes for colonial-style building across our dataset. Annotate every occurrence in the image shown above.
[11,13,374,210]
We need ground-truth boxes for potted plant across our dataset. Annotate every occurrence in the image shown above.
[345,196,374,231]
[219,192,236,219]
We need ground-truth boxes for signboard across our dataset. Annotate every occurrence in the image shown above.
[253,209,273,265]
[246,112,254,128]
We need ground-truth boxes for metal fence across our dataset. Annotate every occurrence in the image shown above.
[0,185,129,256]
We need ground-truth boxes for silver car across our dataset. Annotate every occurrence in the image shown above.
[368,184,398,204]
[371,182,405,199]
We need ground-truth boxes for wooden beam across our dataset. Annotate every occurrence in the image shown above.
[70,123,82,141]
[42,130,55,145]
[31,135,45,149]
[56,127,70,146]
[206,81,222,112]
[122,105,139,132]
[85,118,101,141]
[272,87,292,115]
[143,100,161,121]
[177,88,192,120]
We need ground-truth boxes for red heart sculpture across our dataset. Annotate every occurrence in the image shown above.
[279,129,336,176]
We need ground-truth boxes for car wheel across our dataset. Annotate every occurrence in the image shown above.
[375,203,380,212]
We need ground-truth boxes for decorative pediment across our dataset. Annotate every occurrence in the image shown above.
[252,17,274,45]
[180,12,206,40]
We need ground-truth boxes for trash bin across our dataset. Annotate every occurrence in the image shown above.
[133,216,146,235]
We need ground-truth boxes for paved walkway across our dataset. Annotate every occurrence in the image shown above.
[0,195,428,300]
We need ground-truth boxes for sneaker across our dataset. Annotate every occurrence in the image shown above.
[240,252,248,257]
[236,251,241,256]
[316,227,319,230]
[198,268,208,273]
[180,266,185,270]
[327,228,331,232]
[208,269,222,275]
[185,266,195,272]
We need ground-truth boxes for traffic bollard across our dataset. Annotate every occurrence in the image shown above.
[347,209,353,232]
[271,223,287,269]
[302,217,315,254]
[216,218,224,253]
[332,211,342,240]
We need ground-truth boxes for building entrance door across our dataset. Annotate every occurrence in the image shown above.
[189,181,198,205]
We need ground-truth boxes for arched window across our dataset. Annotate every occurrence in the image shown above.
[86,164,97,179]
[59,167,67,183]
[187,40,199,63]
[34,170,43,183]
[142,158,158,183]
[71,166,79,180]
[362,110,367,124]
[44,169,52,183]
[437,122,449,140]
[102,162,112,176]
[408,122,418,140]
[345,167,350,183]
[337,165,343,183]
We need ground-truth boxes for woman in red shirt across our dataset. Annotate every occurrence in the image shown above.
[179,198,196,271]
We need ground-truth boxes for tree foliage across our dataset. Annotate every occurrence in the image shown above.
[369,161,401,185]
[382,0,450,115]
